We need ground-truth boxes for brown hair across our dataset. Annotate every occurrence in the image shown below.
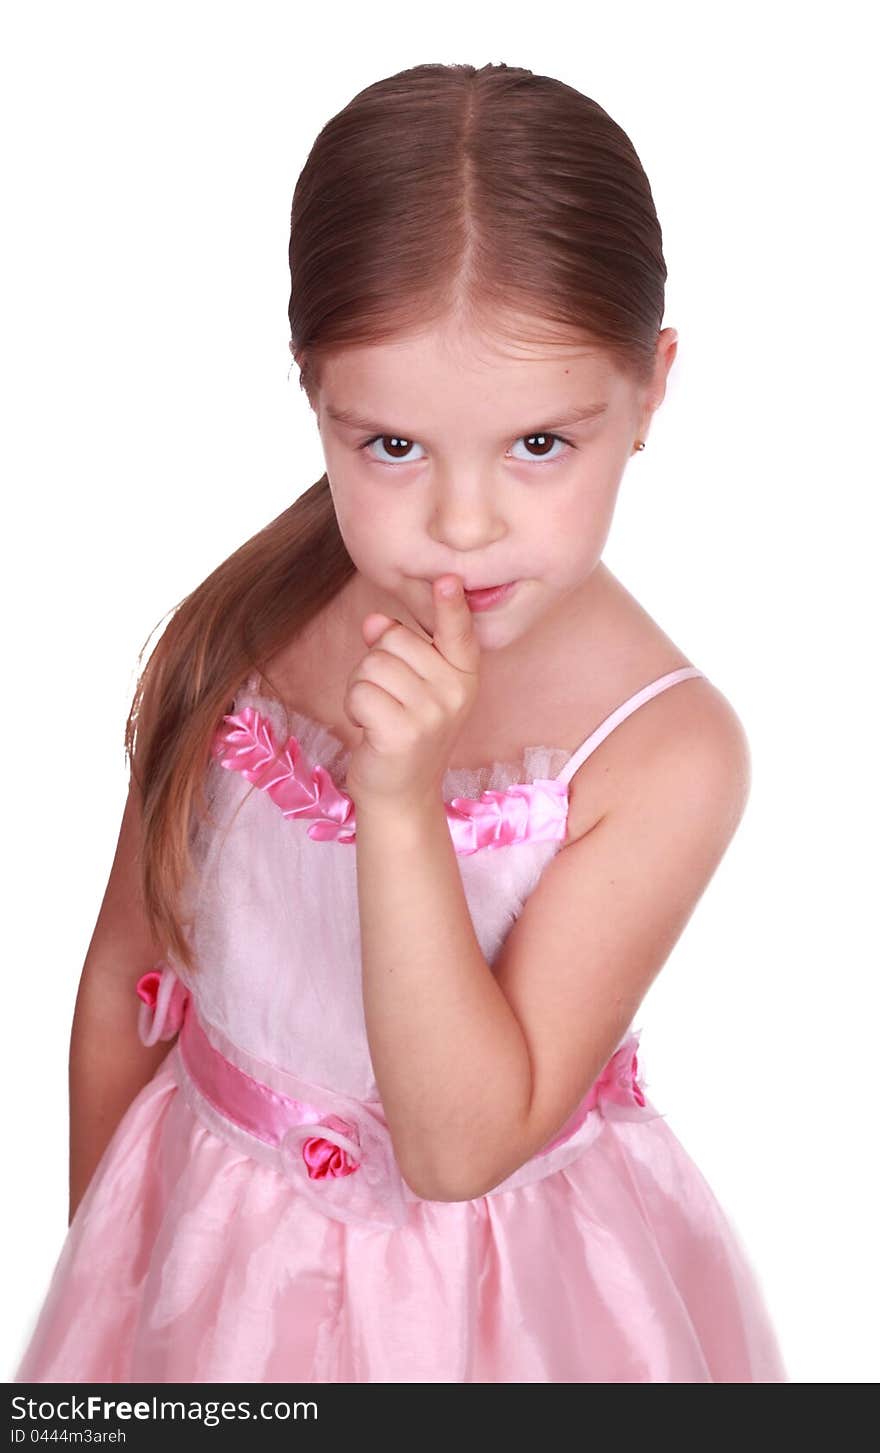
[126,60,668,974]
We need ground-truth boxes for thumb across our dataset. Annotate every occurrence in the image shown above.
[361,612,395,646]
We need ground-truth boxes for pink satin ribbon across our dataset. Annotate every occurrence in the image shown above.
[137,963,655,1230]
[211,705,570,852]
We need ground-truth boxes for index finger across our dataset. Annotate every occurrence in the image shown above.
[432,575,480,673]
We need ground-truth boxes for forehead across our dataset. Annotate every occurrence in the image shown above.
[324,314,614,382]
[317,318,625,431]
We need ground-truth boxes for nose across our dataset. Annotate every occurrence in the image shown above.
[425,468,508,553]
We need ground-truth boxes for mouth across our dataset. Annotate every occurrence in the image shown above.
[461,580,519,611]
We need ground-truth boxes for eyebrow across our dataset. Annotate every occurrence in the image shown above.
[324,401,609,435]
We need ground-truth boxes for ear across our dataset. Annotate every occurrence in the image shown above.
[653,327,678,404]
[639,327,678,431]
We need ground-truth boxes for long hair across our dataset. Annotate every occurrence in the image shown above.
[127,61,668,974]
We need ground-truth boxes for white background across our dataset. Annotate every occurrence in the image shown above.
[3,0,877,1384]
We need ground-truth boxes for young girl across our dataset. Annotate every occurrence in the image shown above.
[15,61,787,1384]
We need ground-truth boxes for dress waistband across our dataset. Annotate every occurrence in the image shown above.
[136,962,661,1230]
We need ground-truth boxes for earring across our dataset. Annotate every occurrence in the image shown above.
[633,439,646,452]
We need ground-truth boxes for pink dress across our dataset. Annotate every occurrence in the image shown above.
[15,665,788,1382]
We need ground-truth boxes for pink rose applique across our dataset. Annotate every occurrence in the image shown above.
[135,962,190,1045]
[301,1113,362,1180]
[278,1109,410,1228]
[536,1032,648,1157]
[586,1035,646,1110]
[136,970,162,1009]
[627,1047,647,1106]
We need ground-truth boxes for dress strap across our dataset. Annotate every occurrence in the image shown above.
[554,666,706,788]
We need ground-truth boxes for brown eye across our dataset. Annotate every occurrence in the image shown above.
[360,435,425,464]
[524,433,556,457]
[510,432,574,463]
[381,436,413,459]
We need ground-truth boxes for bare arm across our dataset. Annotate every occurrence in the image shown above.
[356,793,531,1201]
[68,780,177,1224]
[357,687,751,1203]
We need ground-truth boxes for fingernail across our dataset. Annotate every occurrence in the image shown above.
[439,579,458,598]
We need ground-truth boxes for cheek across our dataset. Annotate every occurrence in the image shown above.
[345,495,402,540]
[559,460,622,533]
[538,479,619,576]
[329,486,411,571]
[548,490,600,541]
[325,469,368,533]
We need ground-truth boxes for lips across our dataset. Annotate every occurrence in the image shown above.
[461,580,519,611]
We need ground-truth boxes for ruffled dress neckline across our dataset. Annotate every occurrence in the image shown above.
[211,681,576,855]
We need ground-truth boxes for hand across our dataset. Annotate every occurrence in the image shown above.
[343,575,480,810]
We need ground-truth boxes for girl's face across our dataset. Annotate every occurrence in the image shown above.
[311,314,675,652]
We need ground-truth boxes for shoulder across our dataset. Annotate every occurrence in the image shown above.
[566,670,752,847]
[632,674,751,824]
